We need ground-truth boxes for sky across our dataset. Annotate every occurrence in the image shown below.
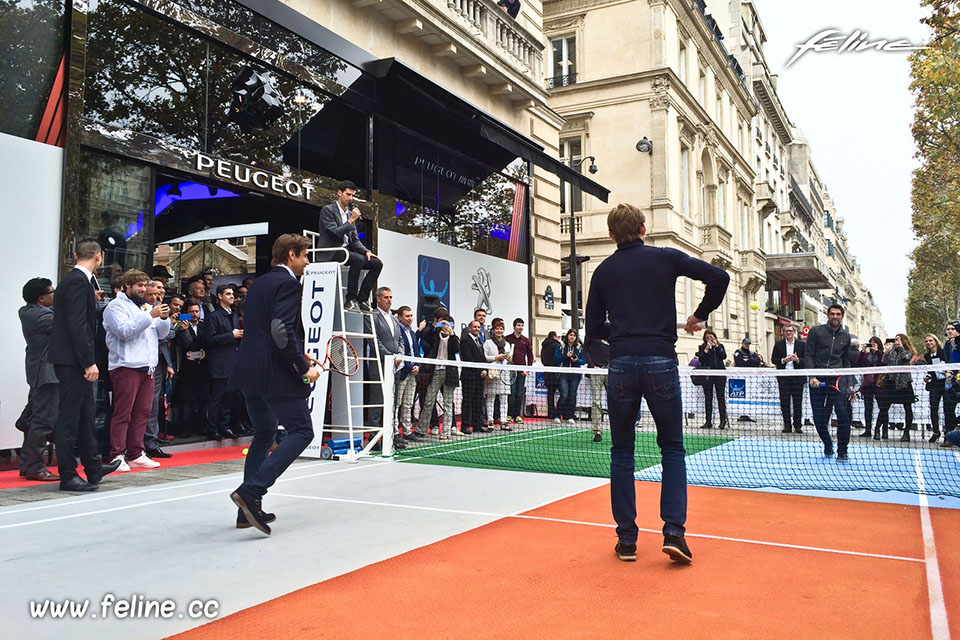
[749,0,930,334]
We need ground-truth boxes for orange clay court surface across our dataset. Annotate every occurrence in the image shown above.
[169,481,959,639]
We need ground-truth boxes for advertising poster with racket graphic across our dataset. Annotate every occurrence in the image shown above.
[301,262,339,457]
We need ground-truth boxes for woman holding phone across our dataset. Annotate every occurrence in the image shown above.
[483,318,513,431]
[695,329,727,429]
[555,329,586,426]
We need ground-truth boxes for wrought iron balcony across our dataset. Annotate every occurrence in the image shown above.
[547,73,577,89]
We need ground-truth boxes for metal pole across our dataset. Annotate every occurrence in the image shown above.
[568,207,579,334]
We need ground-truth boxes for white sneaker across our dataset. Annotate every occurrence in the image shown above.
[567,419,576,427]
[127,453,160,469]
[450,430,467,436]
[111,455,131,472]
[553,418,561,425]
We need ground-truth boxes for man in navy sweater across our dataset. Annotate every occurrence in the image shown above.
[585,203,729,564]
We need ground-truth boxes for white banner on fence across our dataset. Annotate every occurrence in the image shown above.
[300,262,339,457]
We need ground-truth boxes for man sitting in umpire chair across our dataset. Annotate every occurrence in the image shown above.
[317,180,383,314]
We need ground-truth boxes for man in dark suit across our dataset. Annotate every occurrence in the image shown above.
[17,278,60,481]
[229,234,321,535]
[459,320,488,434]
[316,180,382,313]
[370,286,402,427]
[772,324,806,434]
[173,300,210,437]
[48,239,121,491]
[201,284,241,440]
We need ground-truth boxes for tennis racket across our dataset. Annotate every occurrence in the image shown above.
[301,335,360,384]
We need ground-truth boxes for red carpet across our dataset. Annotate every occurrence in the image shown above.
[0,446,246,490]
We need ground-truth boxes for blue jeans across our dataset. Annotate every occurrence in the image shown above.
[240,394,314,498]
[810,383,851,453]
[557,372,581,420]
[607,355,686,541]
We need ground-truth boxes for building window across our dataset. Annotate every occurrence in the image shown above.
[549,35,577,87]
[737,122,744,153]
[559,138,583,214]
[678,41,687,85]
[698,171,706,226]
[680,145,690,216]
[559,216,582,234]
[716,93,723,128]
[738,198,747,250]
[698,69,706,105]
[717,179,726,228]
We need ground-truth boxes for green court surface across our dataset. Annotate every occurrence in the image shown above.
[396,426,732,477]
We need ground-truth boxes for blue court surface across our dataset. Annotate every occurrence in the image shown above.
[635,438,960,508]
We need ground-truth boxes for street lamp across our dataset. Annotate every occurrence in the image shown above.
[567,156,597,333]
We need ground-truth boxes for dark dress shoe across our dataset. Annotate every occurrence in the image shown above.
[87,458,123,485]
[26,469,60,482]
[237,507,276,529]
[393,438,407,449]
[357,301,375,314]
[204,430,222,441]
[60,476,98,492]
[146,447,173,459]
[230,488,271,535]
[220,429,239,440]
[345,299,361,313]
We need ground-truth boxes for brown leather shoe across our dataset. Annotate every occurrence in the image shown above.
[26,469,60,482]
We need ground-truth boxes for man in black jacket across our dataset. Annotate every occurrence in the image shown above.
[48,239,121,491]
[806,304,854,461]
[229,234,321,535]
[316,180,382,313]
[540,331,560,421]
[733,338,763,422]
[201,284,241,440]
[459,320,487,434]
[174,300,210,437]
[585,204,728,565]
[771,324,806,434]
[17,278,60,481]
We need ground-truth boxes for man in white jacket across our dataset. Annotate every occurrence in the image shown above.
[102,270,171,471]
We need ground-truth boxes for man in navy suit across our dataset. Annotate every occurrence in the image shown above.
[229,234,321,535]
[201,284,242,440]
[316,180,382,313]
[48,239,122,491]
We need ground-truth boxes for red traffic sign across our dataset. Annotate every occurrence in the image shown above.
[801,326,810,339]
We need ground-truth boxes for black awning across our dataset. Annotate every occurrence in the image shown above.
[369,59,609,203]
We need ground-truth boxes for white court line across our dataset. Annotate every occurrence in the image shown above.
[0,460,391,530]
[915,452,951,640]
[270,492,925,564]
[0,459,350,517]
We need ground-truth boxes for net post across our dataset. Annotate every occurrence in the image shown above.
[381,353,396,457]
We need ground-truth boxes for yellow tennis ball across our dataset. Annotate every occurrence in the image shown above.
[749,300,760,311]
[242,447,249,456]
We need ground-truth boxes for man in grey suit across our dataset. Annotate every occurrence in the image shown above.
[370,286,402,427]
[317,180,382,313]
[17,278,60,481]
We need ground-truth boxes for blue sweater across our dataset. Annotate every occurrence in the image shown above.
[584,239,729,359]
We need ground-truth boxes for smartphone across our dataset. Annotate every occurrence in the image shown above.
[178,313,192,322]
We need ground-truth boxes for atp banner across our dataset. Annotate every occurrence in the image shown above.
[300,262,339,457]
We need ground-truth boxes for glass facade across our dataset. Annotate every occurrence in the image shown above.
[66,0,529,270]
[0,0,67,140]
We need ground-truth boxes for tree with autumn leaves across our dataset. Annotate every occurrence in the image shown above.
[906,0,960,336]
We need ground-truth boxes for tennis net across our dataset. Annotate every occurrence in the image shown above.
[387,355,960,498]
